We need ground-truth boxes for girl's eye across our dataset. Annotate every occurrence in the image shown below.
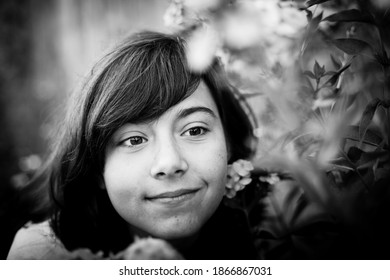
[121,136,147,147]
[183,127,208,137]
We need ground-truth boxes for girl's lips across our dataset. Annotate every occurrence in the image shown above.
[146,188,199,200]
[145,188,202,205]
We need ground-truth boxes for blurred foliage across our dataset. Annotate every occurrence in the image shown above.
[1,0,169,259]
[165,0,390,258]
[0,0,35,259]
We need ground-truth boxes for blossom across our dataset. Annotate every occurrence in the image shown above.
[225,159,254,198]
[69,248,105,260]
[186,26,219,72]
[115,237,184,260]
[223,0,306,67]
[163,0,202,31]
[163,0,185,30]
[183,0,222,11]
[68,238,183,259]
[223,9,262,49]
[259,173,281,185]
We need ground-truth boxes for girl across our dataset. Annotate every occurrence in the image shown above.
[7,31,260,259]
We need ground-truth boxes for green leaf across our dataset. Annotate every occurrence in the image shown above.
[324,74,339,87]
[304,70,316,79]
[344,125,383,147]
[330,54,342,69]
[308,12,323,33]
[289,195,309,227]
[324,71,337,76]
[331,38,373,55]
[302,81,315,93]
[347,146,363,163]
[305,0,331,8]
[372,159,380,179]
[359,98,382,145]
[359,150,389,165]
[305,9,313,21]
[323,62,351,86]
[323,9,375,24]
[331,156,356,170]
[313,60,325,78]
[374,166,390,182]
[374,52,390,66]
[337,61,352,74]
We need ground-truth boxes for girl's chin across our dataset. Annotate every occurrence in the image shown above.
[129,221,201,240]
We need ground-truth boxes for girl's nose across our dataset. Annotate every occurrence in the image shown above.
[150,138,188,179]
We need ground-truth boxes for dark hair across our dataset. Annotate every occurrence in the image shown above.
[34,31,256,254]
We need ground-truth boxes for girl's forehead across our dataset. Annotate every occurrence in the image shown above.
[175,81,218,112]
[151,81,220,124]
[112,81,219,133]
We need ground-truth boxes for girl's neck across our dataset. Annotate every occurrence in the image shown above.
[128,225,199,253]
[167,232,199,252]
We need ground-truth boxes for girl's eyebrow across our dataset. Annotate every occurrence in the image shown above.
[176,106,217,120]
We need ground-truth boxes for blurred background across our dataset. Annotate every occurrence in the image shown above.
[0,0,170,258]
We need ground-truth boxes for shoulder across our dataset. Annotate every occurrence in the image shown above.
[7,220,72,259]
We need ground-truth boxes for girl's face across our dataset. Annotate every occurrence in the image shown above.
[103,81,228,240]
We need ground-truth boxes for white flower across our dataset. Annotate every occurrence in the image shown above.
[183,0,222,11]
[115,237,183,260]
[223,9,262,49]
[232,159,254,176]
[225,159,254,198]
[259,173,281,185]
[163,0,185,30]
[163,0,201,31]
[186,26,219,72]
